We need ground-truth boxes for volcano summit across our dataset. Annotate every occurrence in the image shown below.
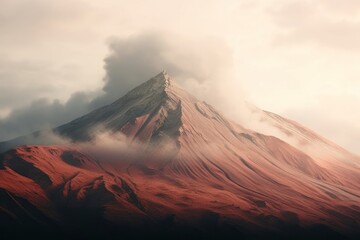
[0,72,359,239]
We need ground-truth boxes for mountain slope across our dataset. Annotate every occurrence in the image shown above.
[0,72,359,239]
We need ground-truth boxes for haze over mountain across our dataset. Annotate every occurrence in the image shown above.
[0,72,359,239]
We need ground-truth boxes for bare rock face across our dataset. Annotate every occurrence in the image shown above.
[0,72,359,239]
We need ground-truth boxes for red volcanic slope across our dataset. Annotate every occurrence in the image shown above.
[0,72,359,238]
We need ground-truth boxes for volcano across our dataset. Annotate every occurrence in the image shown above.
[0,72,359,239]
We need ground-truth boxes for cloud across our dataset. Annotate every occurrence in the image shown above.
[78,130,178,164]
[91,32,236,108]
[0,32,237,141]
[0,92,95,141]
[0,58,87,114]
[90,33,173,108]
[0,0,358,155]
[52,125,179,164]
[284,95,360,154]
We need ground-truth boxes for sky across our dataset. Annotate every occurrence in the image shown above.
[0,0,359,154]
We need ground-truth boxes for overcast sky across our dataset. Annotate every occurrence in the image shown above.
[0,0,359,154]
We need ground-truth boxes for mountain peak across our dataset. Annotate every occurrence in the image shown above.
[51,71,184,141]
[150,70,172,88]
[125,70,176,99]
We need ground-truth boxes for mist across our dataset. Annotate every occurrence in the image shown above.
[0,32,241,141]
[0,30,357,157]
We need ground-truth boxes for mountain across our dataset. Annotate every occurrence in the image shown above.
[0,72,359,239]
